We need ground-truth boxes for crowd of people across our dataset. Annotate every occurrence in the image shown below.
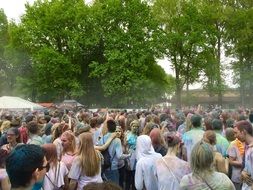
[0,106,253,190]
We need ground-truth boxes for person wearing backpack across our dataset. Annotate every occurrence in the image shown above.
[98,119,129,185]
[42,143,69,190]
[69,132,103,190]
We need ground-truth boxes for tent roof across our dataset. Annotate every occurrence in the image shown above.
[0,96,44,110]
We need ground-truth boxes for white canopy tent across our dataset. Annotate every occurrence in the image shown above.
[0,96,44,111]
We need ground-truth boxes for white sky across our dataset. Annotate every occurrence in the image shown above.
[0,0,234,89]
[0,0,36,22]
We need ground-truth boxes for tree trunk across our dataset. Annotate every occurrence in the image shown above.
[186,61,190,106]
[186,82,190,106]
[248,62,253,107]
[216,25,222,107]
[175,69,182,109]
[176,82,182,109]
[172,54,182,108]
[237,55,244,107]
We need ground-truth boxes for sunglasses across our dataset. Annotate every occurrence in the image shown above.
[38,162,50,172]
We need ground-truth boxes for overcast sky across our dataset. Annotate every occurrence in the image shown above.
[0,0,35,22]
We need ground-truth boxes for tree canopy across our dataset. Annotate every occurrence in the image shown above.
[0,0,252,108]
[2,0,174,107]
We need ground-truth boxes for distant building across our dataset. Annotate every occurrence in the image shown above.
[59,100,84,110]
[171,88,241,109]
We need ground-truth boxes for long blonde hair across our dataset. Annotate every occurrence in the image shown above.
[78,132,100,176]
[51,123,63,142]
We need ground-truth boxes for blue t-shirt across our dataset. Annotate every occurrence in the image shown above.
[98,133,123,170]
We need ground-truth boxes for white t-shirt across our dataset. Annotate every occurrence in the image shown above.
[53,138,63,160]
[135,154,162,190]
[43,161,68,190]
[61,153,76,170]
[180,171,235,190]
[68,157,103,190]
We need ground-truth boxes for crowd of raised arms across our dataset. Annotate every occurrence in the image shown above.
[0,106,253,190]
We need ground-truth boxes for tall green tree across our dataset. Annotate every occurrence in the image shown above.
[9,0,174,107]
[198,0,228,106]
[225,0,253,106]
[10,0,95,101]
[0,9,10,95]
[152,0,207,108]
[89,0,172,107]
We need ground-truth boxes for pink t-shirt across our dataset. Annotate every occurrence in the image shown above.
[61,153,76,170]
[0,168,8,181]
[0,168,10,190]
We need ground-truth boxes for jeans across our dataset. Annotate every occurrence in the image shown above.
[104,169,119,185]
[233,182,242,190]
[125,170,136,190]
[118,166,125,188]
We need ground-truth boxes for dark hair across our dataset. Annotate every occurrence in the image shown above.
[44,115,51,123]
[249,113,253,123]
[159,113,170,123]
[7,127,21,143]
[163,132,181,147]
[238,114,247,121]
[107,120,116,133]
[25,115,34,123]
[27,121,39,134]
[83,181,122,190]
[212,119,222,131]
[6,144,44,188]
[11,118,21,127]
[225,118,234,128]
[235,120,253,136]
[44,123,53,136]
[191,114,202,128]
[4,114,12,121]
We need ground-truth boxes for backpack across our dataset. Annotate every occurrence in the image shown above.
[101,137,115,172]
